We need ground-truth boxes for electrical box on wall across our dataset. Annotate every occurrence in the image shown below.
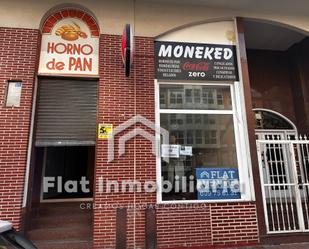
[5,81,22,107]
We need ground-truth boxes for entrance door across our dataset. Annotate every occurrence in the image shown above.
[33,78,97,202]
[256,131,294,200]
[41,146,95,201]
[255,109,309,233]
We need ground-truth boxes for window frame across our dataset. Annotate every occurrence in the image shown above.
[155,80,254,204]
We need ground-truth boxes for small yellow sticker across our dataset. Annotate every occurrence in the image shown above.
[98,124,113,139]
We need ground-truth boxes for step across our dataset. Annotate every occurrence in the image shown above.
[37,202,92,210]
[30,213,92,229]
[32,203,92,218]
[28,226,92,241]
[33,240,92,249]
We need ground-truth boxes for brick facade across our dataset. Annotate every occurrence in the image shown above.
[94,34,157,249]
[157,203,258,248]
[0,28,259,248]
[0,27,39,229]
[93,34,259,248]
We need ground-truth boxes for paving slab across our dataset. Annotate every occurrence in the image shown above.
[227,243,309,249]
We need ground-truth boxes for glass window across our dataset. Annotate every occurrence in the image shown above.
[208,91,214,104]
[159,84,241,202]
[185,89,193,103]
[170,92,176,104]
[187,130,194,144]
[202,87,208,104]
[217,92,224,106]
[170,114,177,125]
[160,84,232,110]
[176,93,183,104]
[203,115,209,124]
[186,114,193,124]
[209,118,216,125]
[194,89,201,103]
[205,130,217,145]
[254,110,294,130]
[195,129,203,144]
[160,92,166,106]
[194,115,202,124]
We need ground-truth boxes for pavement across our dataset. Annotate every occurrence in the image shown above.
[227,243,309,249]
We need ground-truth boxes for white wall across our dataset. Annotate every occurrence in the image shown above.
[0,0,309,36]
[156,21,236,45]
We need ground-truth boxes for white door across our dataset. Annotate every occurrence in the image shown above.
[256,130,309,233]
[256,131,295,199]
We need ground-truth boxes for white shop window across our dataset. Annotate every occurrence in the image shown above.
[156,82,253,203]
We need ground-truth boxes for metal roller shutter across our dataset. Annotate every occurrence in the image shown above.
[35,79,97,146]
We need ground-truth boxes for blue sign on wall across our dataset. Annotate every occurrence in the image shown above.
[196,168,241,200]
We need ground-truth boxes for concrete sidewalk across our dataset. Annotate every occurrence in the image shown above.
[228,243,309,249]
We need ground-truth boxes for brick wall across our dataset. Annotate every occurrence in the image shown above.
[156,203,258,248]
[156,204,212,248]
[0,28,260,247]
[0,27,39,229]
[211,203,259,246]
[93,34,259,248]
[94,34,156,248]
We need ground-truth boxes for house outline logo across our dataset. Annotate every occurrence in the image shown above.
[107,115,169,162]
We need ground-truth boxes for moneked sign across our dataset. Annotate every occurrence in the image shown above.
[38,17,99,77]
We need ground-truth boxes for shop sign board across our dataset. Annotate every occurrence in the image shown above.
[196,168,241,200]
[155,41,238,81]
[39,18,99,77]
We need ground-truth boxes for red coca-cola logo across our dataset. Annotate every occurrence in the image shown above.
[182,62,209,72]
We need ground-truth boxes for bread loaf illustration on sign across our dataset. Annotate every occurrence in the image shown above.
[55,22,87,41]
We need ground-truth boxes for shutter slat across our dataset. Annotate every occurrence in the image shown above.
[35,79,97,146]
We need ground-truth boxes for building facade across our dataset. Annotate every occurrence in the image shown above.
[1,1,309,248]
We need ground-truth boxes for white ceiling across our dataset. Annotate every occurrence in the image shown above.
[142,0,309,16]
[141,0,307,50]
[244,19,306,51]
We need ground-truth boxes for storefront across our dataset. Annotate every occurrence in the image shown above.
[1,1,309,248]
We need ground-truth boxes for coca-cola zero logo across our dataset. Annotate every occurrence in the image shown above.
[182,62,209,72]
